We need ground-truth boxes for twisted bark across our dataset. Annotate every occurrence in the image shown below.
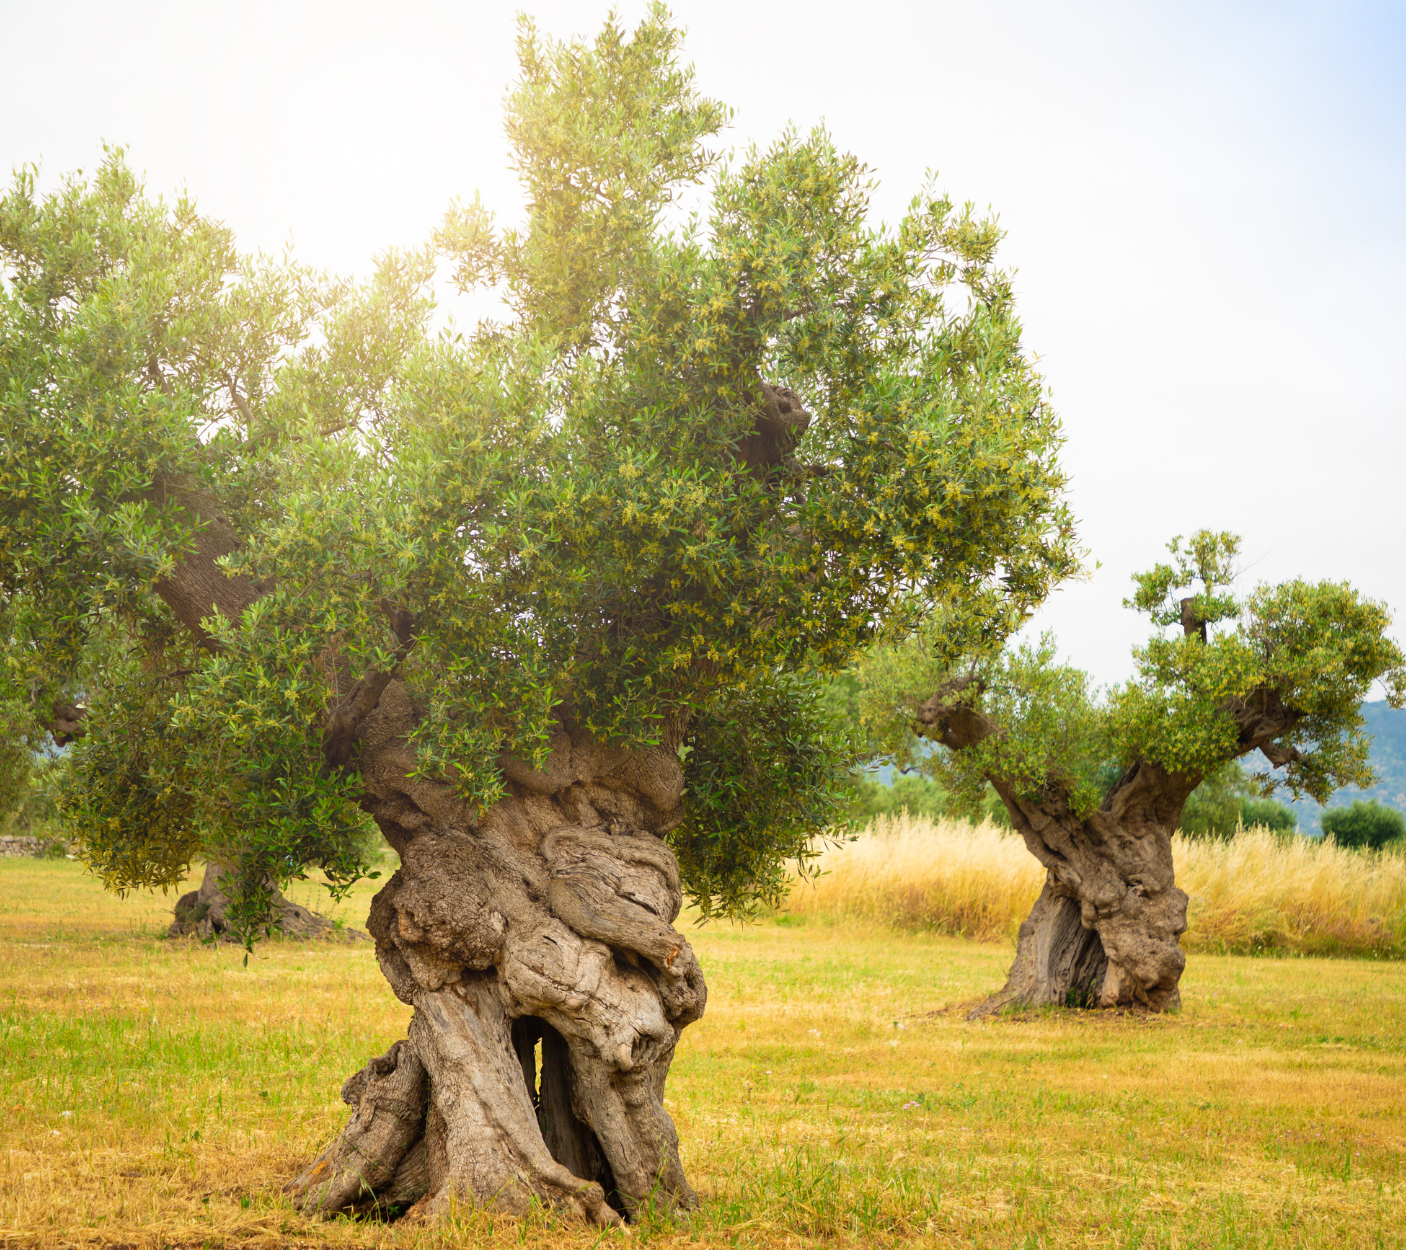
[286,1040,430,1214]
[144,485,705,1217]
[975,764,1193,1016]
[289,695,706,1223]
[913,673,1302,1016]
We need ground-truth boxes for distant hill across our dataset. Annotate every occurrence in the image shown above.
[1282,700,1406,835]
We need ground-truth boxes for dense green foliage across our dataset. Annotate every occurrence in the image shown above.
[0,154,430,933]
[1321,800,1405,851]
[855,531,1405,821]
[0,155,330,693]
[671,674,861,917]
[0,8,1077,928]
[0,702,40,829]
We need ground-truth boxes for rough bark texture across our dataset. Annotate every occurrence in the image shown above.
[286,1039,431,1214]
[147,477,262,649]
[169,862,362,943]
[290,689,706,1224]
[976,764,1194,1015]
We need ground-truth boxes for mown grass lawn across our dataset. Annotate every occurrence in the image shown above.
[2,856,1404,1248]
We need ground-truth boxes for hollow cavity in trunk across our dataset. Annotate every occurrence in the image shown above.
[288,715,706,1225]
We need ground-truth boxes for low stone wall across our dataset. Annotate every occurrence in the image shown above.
[0,834,46,857]
[0,834,69,858]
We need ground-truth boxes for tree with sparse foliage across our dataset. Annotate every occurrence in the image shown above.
[858,530,1405,1015]
[0,9,1077,1224]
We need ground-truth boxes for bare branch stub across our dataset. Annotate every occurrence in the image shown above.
[48,701,87,746]
[912,675,996,752]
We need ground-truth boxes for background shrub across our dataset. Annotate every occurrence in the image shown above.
[1322,800,1406,850]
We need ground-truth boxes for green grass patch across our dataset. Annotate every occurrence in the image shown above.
[2,857,1404,1247]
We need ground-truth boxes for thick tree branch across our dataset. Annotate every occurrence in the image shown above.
[1179,597,1207,644]
[146,355,173,396]
[1221,686,1304,770]
[1258,741,1304,768]
[48,700,87,746]
[148,476,263,651]
[911,674,998,751]
[733,381,811,478]
[321,601,418,769]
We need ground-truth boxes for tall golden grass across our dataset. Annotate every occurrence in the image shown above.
[784,815,1406,957]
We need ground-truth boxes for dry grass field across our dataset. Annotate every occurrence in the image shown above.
[787,817,1406,958]
[2,848,1404,1249]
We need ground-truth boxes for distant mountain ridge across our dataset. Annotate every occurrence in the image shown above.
[1283,700,1406,834]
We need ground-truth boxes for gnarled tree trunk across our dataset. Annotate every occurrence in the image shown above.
[169,862,356,942]
[913,685,1193,1017]
[916,655,1303,1016]
[287,688,706,1224]
[128,468,716,1223]
[973,763,1193,1016]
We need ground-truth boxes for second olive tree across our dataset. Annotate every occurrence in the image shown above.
[859,531,1404,1014]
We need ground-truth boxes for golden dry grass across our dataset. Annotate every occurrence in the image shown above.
[786,817,1040,941]
[2,855,1405,1249]
[784,815,1406,957]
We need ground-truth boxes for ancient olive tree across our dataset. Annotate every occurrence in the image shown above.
[1,10,1077,1224]
[859,530,1405,1015]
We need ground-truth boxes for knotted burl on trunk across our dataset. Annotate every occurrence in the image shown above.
[287,692,706,1224]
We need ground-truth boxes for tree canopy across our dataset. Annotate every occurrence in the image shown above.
[0,6,1077,934]
[858,529,1406,820]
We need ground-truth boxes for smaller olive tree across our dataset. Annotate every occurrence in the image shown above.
[859,531,1405,1014]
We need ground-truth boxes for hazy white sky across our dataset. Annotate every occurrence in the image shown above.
[4,0,1403,690]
